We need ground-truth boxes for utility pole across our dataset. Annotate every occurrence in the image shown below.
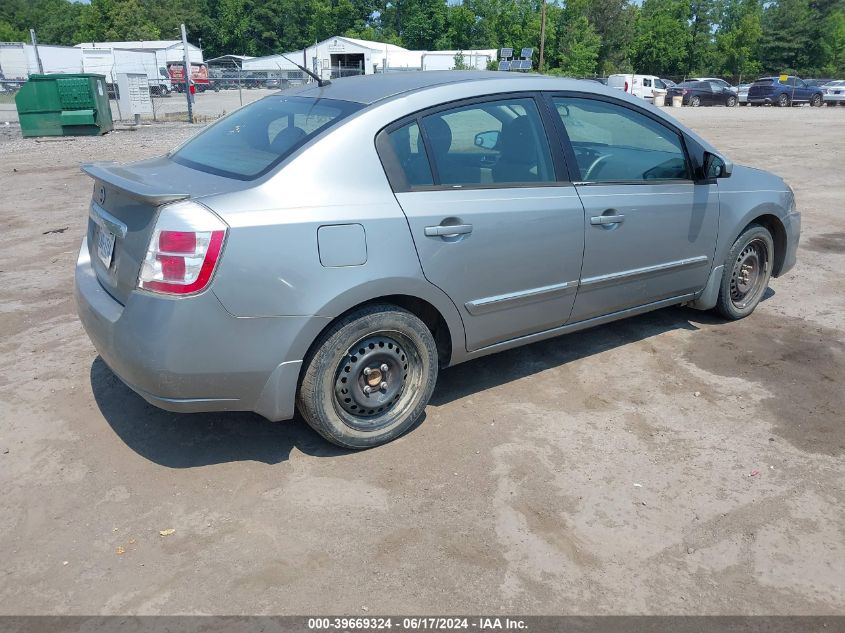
[30,29,44,74]
[180,23,193,124]
[538,0,547,73]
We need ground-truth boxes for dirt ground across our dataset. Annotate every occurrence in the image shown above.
[0,103,843,616]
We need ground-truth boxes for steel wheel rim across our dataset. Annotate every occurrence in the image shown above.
[333,330,421,432]
[730,238,769,309]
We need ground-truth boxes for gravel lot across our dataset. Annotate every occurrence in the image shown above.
[0,104,843,615]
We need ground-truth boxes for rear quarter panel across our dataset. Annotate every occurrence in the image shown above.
[200,109,468,363]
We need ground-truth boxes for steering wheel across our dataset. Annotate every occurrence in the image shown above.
[584,153,610,181]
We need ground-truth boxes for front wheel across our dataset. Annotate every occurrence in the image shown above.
[810,93,823,107]
[715,224,774,320]
[690,95,701,107]
[727,95,737,107]
[297,304,439,449]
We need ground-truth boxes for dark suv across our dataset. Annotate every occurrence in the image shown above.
[747,76,824,107]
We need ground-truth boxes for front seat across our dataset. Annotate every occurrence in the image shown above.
[270,125,307,154]
[492,116,541,183]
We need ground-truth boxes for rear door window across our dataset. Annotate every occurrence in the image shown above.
[171,95,361,180]
[420,97,555,187]
[385,121,434,187]
[552,96,690,182]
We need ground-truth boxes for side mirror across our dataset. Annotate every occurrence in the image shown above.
[474,130,500,150]
[703,151,733,179]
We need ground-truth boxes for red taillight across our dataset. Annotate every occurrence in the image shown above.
[138,201,228,296]
[159,230,197,254]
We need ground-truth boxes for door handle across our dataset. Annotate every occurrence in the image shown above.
[590,214,625,226]
[424,224,473,237]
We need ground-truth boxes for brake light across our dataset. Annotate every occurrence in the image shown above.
[138,200,228,295]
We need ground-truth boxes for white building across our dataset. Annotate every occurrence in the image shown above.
[73,40,205,65]
[242,36,496,80]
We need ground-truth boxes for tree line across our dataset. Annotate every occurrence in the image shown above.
[1,0,843,79]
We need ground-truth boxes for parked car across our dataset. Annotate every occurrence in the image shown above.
[805,78,833,87]
[822,80,845,106]
[607,74,668,102]
[737,83,751,104]
[746,76,824,107]
[75,72,800,448]
[665,80,739,106]
[693,77,737,91]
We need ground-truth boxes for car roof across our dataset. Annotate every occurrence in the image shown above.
[281,71,590,105]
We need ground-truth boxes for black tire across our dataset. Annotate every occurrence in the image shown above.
[777,93,790,107]
[810,93,823,107]
[727,95,737,107]
[297,304,438,449]
[715,224,774,320]
[690,95,701,107]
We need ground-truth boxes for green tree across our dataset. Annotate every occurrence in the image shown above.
[554,14,601,76]
[686,0,718,74]
[630,0,691,75]
[714,0,762,80]
[399,0,449,49]
[585,0,637,74]
[758,0,813,74]
[445,4,482,50]
[819,9,845,74]
[76,0,162,42]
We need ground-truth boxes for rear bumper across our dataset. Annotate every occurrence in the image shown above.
[824,94,845,103]
[74,238,328,421]
[747,96,775,104]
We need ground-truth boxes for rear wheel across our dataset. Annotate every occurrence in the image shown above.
[297,304,438,449]
[777,93,790,107]
[690,95,701,107]
[716,224,774,320]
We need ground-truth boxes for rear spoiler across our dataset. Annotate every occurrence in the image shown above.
[81,162,190,206]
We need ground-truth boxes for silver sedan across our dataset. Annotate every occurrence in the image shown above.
[75,71,801,448]
[823,80,845,105]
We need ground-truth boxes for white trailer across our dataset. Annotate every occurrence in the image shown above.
[81,48,172,95]
[421,50,496,71]
[0,42,28,82]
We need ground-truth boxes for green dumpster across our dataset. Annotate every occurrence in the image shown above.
[15,73,114,138]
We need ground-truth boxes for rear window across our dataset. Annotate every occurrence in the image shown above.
[171,95,361,180]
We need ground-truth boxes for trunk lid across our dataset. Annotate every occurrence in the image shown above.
[83,156,240,305]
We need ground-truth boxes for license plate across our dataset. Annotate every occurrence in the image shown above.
[96,226,116,268]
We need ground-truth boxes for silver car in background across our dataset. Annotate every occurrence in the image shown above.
[74,71,801,449]
[823,80,845,106]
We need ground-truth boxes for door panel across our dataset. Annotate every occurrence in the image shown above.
[396,188,585,350]
[570,182,718,322]
[548,95,720,323]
